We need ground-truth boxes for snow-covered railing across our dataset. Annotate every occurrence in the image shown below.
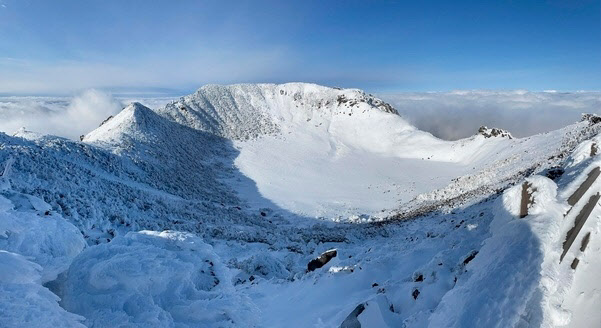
[519,182,535,218]
[559,166,600,268]
[567,166,600,206]
[569,231,591,269]
[561,193,600,264]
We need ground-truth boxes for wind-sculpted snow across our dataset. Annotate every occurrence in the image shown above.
[0,251,85,328]
[0,194,86,283]
[0,191,86,327]
[61,231,256,328]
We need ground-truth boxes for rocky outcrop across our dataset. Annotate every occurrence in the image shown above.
[307,249,337,272]
[581,113,601,125]
[477,126,512,139]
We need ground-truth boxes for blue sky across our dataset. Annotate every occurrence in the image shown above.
[0,0,599,95]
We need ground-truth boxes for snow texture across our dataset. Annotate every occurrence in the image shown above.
[1,83,601,327]
[61,231,256,328]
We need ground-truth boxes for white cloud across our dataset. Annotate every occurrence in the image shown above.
[0,90,122,140]
[379,91,601,140]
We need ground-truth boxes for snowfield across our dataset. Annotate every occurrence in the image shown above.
[1,83,601,327]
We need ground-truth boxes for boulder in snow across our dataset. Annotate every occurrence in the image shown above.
[307,249,337,272]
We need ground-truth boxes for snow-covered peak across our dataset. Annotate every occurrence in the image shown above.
[83,102,160,144]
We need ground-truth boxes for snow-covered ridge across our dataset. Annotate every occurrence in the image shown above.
[156,83,399,140]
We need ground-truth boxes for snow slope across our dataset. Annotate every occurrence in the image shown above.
[2,83,601,327]
[147,83,597,219]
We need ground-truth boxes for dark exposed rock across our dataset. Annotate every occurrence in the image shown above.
[336,94,398,115]
[545,167,564,180]
[340,303,365,328]
[99,115,114,127]
[412,289,420,300]
[478,126,512,139]
[582,113,601,125]
[414,273,424,282]
[307,249,337,272]
[463,250,479,266]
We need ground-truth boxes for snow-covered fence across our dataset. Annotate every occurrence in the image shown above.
[570,232,592,269]
[519,182,535,218]
[567,166,600,206]
[561,193,600,263]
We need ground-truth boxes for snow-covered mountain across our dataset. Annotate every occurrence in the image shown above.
[2,83,601,327]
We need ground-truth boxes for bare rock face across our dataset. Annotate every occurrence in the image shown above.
[477,126,512,139]
[307,249,337,272]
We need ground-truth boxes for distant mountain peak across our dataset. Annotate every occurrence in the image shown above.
[83,102,159,144]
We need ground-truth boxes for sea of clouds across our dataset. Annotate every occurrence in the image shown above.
[0,89,600,141]
[379,90,601,140]
[0,90,175,140]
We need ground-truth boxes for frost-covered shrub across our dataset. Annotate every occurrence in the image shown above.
[233,253,292,280]
[62,230,256,328]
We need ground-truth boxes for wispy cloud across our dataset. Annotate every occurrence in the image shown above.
[0,90,122,139]
[0,45,299,95]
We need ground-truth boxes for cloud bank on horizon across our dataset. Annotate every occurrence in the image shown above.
[380,91,601,140]
[1,90,600,142]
